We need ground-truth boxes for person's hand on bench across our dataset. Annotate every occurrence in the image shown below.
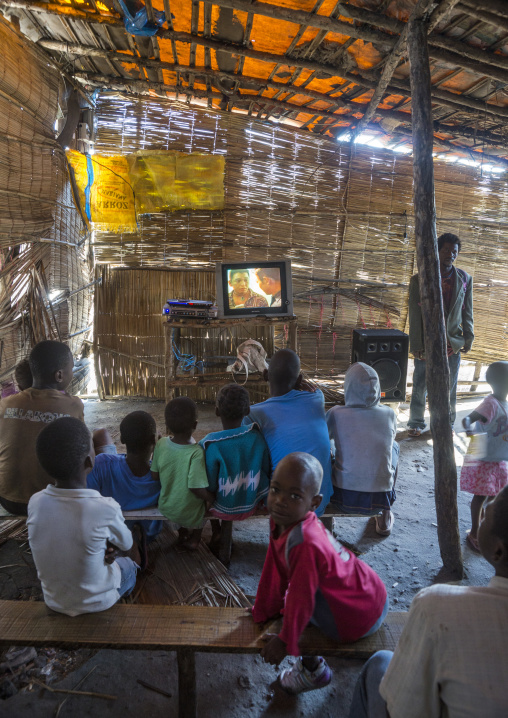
[261,633,287,666]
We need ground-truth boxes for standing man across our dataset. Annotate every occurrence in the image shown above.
[407,233,474,436]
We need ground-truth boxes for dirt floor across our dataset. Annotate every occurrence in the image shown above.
[0,394,494,718]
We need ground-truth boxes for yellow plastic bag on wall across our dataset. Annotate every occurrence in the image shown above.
[66,150,137,233]
[128,151,225,213]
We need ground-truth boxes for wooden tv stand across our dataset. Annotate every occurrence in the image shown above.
[163,315,297,401]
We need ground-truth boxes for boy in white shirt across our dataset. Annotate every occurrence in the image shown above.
[27,417,143,616]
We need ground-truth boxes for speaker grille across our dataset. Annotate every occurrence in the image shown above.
[371,358,401,392]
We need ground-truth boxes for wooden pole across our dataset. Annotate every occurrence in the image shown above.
[407,15,463,578]
[177,648,197,718]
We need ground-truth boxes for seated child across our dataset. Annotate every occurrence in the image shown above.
[151,397,214,550]
[243,349,333,516]
[252,452,387,694]
[0,358,32,399]
[87,410,161,541]
[460,361,508,553]
[27,417,143,616]
[348,484,508,717]
[0,340,84,516]
[326,362,398,536]
[200,384,271,547]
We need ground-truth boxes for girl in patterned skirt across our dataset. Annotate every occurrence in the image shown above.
[460,361,508,552]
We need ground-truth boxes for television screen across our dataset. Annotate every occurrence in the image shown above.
[216,260,293,318]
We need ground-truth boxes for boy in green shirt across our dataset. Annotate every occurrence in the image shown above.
[151,397,214,550]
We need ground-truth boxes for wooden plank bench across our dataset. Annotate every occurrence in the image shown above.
[0,600,406,718]
[123,505,375,564]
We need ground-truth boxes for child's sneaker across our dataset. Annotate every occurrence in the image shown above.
[278,657,332,694]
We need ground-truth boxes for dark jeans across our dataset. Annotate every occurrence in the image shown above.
[0,496,28,516]
[408,351,461,431]
[349,650,392,718]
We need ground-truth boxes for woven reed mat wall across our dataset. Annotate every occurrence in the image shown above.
[95,265,275,400]
[0,18,92,382]
[92,95,508,396]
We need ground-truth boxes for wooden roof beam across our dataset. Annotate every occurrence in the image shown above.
[206,0,508,72]
[460,0,508,17]
[351,0,439,140]
[5,0,508,80]
[200,0,401,44]
[73,72,348,121]
[75,70,508,153]
[38,38,508,122]
[457,2,508,33]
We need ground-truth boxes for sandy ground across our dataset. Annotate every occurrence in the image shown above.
[0,394,494,718]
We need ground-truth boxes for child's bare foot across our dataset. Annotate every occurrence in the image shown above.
[177,527,190,544]
[466,531,481,553]
[182,529,202,551]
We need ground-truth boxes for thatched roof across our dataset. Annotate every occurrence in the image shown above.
[1,0,507,167]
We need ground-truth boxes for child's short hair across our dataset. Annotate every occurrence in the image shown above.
[14,358,33,390]
[29,341,72,384]
[164,397,197,434]
[120,410,156,452]
[492,485,508,550]
[36,417,91,482]
[216,384,250,421]
[485,361,508,391]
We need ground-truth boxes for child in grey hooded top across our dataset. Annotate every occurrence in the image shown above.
[326,362,398,536]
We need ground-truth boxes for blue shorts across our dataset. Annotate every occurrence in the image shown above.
[116,556,139,598]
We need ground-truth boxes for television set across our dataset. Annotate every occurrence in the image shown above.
[215,260,294,319]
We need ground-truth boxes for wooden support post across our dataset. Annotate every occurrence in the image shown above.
[177,648,196,718]
[165,325,180,402]
[471,361,482,392]
[218,520,233,566]
[287,319,298,353]
[408,16,463,578]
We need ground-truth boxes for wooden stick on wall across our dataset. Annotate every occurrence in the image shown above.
[408,14,463,578]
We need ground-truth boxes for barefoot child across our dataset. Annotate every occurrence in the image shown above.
[327,362,398,536]
[460,361,508,553]
[252,452,387,694]
[151,397,214,550]
[200,384,271,551]
[27,417,143,616]
[88,411,161,541]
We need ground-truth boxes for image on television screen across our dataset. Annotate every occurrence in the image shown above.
[227,267,282,310]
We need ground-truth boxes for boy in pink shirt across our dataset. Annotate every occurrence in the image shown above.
[252,452,387,694]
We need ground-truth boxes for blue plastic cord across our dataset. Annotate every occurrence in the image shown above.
[84,154,94,222]
[172,340,203,373]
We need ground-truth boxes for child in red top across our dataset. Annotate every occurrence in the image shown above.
[252,452,387,695]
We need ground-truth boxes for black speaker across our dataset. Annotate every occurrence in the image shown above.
[351,329,409,401]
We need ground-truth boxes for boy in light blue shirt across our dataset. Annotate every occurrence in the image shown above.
[243,349,333,516]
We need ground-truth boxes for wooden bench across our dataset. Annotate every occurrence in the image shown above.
[0,600,406,718]
[123,505,375,564]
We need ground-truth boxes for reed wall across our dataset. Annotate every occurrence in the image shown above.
[0,18,92,382]
[93,94,508,398]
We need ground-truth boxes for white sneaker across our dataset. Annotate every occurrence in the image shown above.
[375,510,394,536]
[278,657,332,695]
